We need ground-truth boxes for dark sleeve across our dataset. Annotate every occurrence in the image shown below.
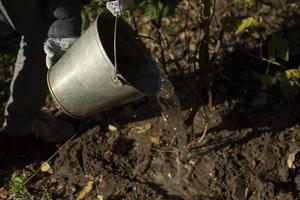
[45,0,82,38]
[0,9,20,53]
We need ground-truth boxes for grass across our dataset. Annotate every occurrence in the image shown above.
[8,171,33,200]
[39,186,53,200]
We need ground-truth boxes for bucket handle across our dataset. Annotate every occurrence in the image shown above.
[111,16,131,86]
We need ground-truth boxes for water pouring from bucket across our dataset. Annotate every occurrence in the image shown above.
[47,12,161,119]
[48,9,189,159]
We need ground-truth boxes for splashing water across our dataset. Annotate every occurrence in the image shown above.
[155,75,189,159]
[140,75,193,198]
[113,15,188,159]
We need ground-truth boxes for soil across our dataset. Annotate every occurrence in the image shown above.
[46,96,300,200]
[1,83,299,200]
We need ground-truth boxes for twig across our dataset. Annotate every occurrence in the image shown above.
[24,130,81,185]
[129,9,139,36]
[199,0,213,109]
[136,34,154,40]
[151,147,178,153]
[209,0,217,25]
[197,123,208,144]
[187,123,208,149]
[158,29,183,72]
[239,47,283,67]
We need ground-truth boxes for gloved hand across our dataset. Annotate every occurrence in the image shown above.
[44,37,77,69]
[106,0,134,17]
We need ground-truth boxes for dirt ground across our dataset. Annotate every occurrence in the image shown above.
[0,76,299,200]
[0,0,300,200]
[48,101,300,200]
[45,74,300,200]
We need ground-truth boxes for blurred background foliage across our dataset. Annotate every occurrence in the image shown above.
[0,0,299,112]
[0,55,14,109]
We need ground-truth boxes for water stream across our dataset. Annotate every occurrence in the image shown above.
[110,14,192,195]
[140,74,192,197]
[110,12,192,196]
[155,75,189,160]
[113,15,189,160]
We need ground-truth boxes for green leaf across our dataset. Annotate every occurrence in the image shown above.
[280,70,300,98]
[235,17,259,35]
[221,15,239,32]
[267,35,289,62]
[284,68,300,90]
[285,68,300,80]
[260,74,274,87]
[280,80,299,98]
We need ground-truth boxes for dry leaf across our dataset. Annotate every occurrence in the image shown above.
[149,135,160,145]
[287,150,300,169]
[287,157,294,169]
[108,125,118,133]
[40,162,53,174]
[76,181,94,200]
[97,195,104,200]
[133,123,152,134]
[0,187,8,199]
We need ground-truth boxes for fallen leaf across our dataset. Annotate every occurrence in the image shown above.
[76,181,94,200]
[0,187,8,199]
[149,135,160,145]
[287,158,294,169]
[287,150,300,169]
[133,123,152,134]
[98,175,105,188]
[97,195,104,200]
[108,125,118,133]
[40,162,53,174]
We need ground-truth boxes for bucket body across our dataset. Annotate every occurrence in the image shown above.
[47,12,160,118]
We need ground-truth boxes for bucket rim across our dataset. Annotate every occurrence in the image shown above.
[94,12,117,75]
[94,12,161,95]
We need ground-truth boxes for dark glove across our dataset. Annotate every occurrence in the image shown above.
[44,37,77,69]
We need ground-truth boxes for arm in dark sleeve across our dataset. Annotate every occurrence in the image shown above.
[45,0,82,38]
[0,9,20,53]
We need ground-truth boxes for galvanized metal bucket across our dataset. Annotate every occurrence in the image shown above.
[47,12,160,118]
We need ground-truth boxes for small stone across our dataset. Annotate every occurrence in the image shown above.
[189,160,195,165]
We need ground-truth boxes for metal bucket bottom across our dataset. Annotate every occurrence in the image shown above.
[98,14,160,95]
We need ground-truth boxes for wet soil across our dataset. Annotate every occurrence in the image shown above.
[45,97,299,200]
